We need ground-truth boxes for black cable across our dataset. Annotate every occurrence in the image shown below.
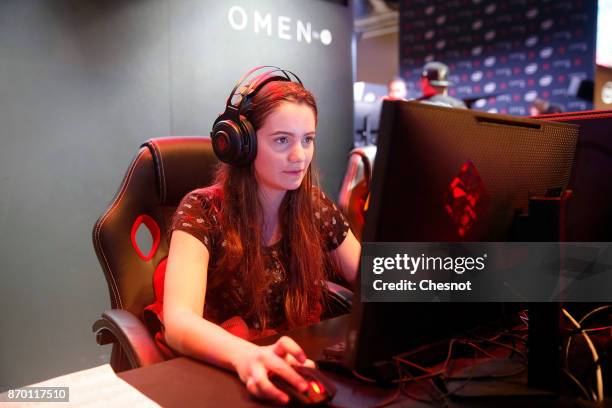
[563,307,612,375]
[579,305,612,326]
[468,334,528,362]
[443,338,527,381]
[563,368,596,401]
[562,308,604,401]
[377,313,532,405]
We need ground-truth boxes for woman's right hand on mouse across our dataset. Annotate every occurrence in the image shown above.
[234,336,314,404]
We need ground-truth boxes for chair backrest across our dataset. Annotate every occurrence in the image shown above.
[337,146,376,240]
[93,137,218,317]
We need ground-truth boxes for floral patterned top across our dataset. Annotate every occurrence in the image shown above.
[167,185,350,331]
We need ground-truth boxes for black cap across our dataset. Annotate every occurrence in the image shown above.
[421,61,452,87]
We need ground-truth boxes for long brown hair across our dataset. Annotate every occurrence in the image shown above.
[209,80,332,330]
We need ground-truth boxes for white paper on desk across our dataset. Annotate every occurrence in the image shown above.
[1,364,160,407]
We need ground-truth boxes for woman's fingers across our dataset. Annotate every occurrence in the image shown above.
[246,377,260,398]
[273,336,307,363]
[303,358,316,368]
[284,354,300,366]
[242,339,314,405]
[284,354,316,368]
[247,363,289,404]
[262,352,309,393]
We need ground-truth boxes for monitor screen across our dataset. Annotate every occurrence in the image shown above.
[345,101,579,374]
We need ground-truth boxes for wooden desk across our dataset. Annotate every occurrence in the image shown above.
[118,314,589,408]
[117,315,350,407]
[118,315,398,407]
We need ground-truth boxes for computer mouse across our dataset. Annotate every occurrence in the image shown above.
[269,365,337,406]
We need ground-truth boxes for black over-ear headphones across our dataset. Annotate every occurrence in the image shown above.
[211,65,303,166]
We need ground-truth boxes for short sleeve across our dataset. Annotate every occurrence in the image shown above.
[315,189,350,251]
[170,189,218,250]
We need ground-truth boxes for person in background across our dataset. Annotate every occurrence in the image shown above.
[384,76,408,100]
[529,98,564,116]
[418,61,467,109]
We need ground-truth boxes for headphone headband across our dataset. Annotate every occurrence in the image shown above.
[211,66,304,166]
[226,65,303,110]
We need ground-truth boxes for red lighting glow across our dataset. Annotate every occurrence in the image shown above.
[444,160,487,237]
[310,381,322,394]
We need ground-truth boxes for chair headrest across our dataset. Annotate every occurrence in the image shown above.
[142,137,218,206]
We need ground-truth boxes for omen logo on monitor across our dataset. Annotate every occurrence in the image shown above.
[444,161,488,238]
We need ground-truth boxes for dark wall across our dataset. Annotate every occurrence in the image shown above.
[0,0,352,391]
[168,0,353,189]
[399,0,597,115]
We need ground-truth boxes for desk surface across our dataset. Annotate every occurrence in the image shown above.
[118,315,401,407]
[118,314,594,408]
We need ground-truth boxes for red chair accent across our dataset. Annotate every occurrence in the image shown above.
[130,215,161,261]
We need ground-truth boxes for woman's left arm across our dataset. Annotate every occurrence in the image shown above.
[330,228,361,289]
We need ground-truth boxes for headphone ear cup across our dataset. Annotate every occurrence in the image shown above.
[211,119,244,164]
[237,117,257,166]
[211,116,258,166]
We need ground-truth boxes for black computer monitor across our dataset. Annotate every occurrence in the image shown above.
[354,100,382,146]
[534,110,612,325]
[536,109,612,242]
[353,82,387,146]
[344,101,579,375]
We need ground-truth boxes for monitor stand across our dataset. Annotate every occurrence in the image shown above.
[449,192,570,399]
[525,193,571,393]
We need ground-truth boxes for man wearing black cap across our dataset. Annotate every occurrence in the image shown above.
[418,61,467,109]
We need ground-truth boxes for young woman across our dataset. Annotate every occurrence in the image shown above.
[157,68,360,404]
